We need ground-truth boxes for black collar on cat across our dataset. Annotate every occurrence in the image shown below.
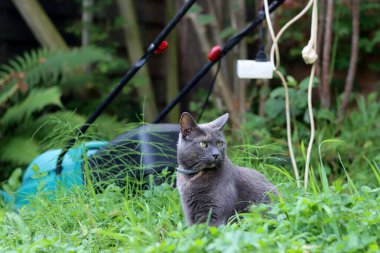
[176,167,214,175]
[176,167,201,175]
[177,167,215,175]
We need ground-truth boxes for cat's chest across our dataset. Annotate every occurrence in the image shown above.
[177,170,234,197]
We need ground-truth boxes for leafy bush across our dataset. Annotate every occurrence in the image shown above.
[0,47,126,180]
[240,89,380,187]
[314,94,380,186]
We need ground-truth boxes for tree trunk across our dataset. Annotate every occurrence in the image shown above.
[319,0,334,108]
[11,0,68,50]
[116,0,158,122]
[339,0,360,119]
[316,0,326,91]
[165,0,180,123]
[81,0,93,47]
[231,0,248,120]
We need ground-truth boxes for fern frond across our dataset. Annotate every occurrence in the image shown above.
[1,87,63,127]
[0,84,17,105]
[17,111,87,140]
[0,46,114,172]
[0,46,110,92]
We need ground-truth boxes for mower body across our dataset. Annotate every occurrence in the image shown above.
[1,124,180,208]
[87,124,179,189]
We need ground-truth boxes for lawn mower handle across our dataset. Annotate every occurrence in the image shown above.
[153,0,285,123]
[55,0,198,174]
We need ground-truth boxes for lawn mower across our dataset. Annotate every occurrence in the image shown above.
[0,0,285,209]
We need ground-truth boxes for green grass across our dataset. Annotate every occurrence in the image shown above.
[0,144,379,252]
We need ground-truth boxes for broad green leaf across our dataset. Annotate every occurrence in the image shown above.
[269,87,285,99]
[0,137,40,164]
[189,4,202,14]
[286,75,297,87]
[219,26,235,40]
[197,14,216,26]
[299,76,318,91]
[265,99,284,118]
[316,108,335,121]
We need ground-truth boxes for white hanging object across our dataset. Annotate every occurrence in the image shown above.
[302,41,318,64]
[236,60,273,79]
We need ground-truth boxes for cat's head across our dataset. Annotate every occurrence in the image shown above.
[177,112,229,171]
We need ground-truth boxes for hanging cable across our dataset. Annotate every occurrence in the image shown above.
[263,0,318,189]
[197,61,221,122]
[304,0,318,190]
[255,24,268,62]
[263,0,300,188]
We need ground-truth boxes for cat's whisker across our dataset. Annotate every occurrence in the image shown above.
[192,162,205,172]
[189,160,202,169]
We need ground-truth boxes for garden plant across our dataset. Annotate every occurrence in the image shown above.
[0,0,379,252]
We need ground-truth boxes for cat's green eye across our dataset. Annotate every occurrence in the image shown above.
[216,141,224,147]
[199,141,207,148]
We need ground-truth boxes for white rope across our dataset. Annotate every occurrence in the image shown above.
[270,0,314,68]
[304,0,318,190]
[263,0,318,189]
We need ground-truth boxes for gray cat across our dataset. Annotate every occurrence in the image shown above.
[176,112,278,226]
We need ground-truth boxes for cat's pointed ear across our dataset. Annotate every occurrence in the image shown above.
[208,113,229,130]
[180,112,199,139]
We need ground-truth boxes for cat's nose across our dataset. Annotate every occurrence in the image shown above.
[213,154,219,159]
